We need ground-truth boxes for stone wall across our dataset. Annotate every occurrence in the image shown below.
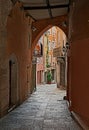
[0,0,12,117]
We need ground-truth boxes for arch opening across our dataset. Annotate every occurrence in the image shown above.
[32,26,68,97]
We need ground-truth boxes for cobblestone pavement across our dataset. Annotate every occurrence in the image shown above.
[0,84,82,130]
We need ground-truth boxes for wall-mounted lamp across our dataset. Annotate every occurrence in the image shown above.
[62,42,69,53]
[62,21,67,27]
[66,42,70,49]
[57,56,65,64]
[32,26,37,32]
[62,45,66,52]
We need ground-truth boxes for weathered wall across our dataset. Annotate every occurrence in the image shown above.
[0,0,12,117]
[7,2,32,104]
[69,0,89,126]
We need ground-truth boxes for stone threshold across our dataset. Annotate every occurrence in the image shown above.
[8,105,16,113]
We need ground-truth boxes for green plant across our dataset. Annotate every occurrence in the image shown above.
[46,64,50,68]
[47,71,52,83]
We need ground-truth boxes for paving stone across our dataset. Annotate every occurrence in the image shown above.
[0,84,82,130]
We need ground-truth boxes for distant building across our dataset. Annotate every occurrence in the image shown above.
[35,26,67,86]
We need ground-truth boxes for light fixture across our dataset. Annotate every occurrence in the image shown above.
[32,26,37,32]
[57,57,65,64]
[62,21,67,27]
[66,42,69,49]
[62,42,69,53]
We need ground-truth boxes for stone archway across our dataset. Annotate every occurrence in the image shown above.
[8,54,19,110]
[32,15,68,51]
[31,22,68,90]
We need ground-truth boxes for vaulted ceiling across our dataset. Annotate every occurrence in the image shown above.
[18,0,70,20]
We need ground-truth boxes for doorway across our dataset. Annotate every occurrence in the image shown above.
[9,56,19,110]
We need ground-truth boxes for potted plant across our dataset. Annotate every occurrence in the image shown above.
[47,71,52,84]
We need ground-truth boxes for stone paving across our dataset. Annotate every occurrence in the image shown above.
[0,84,82,130]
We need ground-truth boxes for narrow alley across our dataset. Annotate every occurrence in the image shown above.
[0,84,82,130]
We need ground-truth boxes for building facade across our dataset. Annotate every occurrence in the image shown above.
[36,26,67,86]
[1,0,89,128]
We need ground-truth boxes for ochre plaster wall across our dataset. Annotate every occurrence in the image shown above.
[69,0,89,126]
[7,2,32,105]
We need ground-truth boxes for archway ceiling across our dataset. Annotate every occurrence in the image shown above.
[19,0,70,20]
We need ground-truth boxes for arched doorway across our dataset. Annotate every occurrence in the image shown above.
[9,54,19,110]
[32,26,68,91]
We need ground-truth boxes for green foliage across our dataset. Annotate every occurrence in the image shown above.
[47,71,52,82]
[46,50,49,54]
[46,64,50,68]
